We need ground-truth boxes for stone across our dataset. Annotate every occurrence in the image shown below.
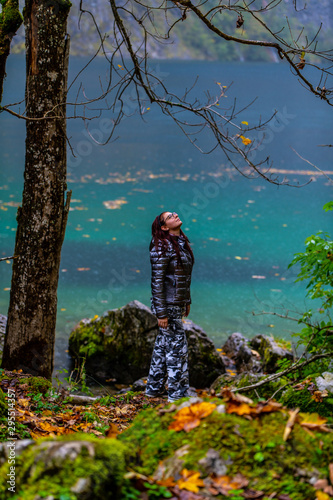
[250,334,293,373]
[0,434,127,499]
[69,301,225,389]
[221,332,262,373]
[315,372,333,393]
[182,319,225,387]
[210,372,263,394]
[0,438,34,466]
[198,448,232,476]
[131,378,147,392]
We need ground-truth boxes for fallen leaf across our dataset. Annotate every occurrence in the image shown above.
[176,469,205,493]
[18,399,30,408]
[105,423,119,438]
[211,474,248,495]
[226,402,253,415]
[156,477,176,487]
[220,388,253,404]
[316,491,330,500]
[256,401,282,414]
[243,489,265,499]
[169,402,216,432]
[300,414,332,432]
[283,408,299,441]
[159,404,177,415]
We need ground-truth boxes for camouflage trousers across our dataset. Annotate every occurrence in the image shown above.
[146,305,189,401]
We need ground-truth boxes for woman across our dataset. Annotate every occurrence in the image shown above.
[146,211,194,402]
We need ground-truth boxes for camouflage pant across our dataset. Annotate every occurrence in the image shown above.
[146,305,189,401]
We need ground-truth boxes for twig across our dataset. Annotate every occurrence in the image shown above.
[0,256,15,262]
[290,147,333,184]
[236,351,333,393]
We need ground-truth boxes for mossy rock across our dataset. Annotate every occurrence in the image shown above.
[19,376,52,395]
[119,398,333,500]
[280,385,333,418]
[0,433,127,500]
[211,372,290,401]
[250,334,293,373]
[69,300,224,387]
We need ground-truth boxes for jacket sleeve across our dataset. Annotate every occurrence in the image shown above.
[150,245,171,318]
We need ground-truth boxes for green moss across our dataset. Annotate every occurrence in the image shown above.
[19,376,52,395]
[272,336,292,350]
[0,433,127,500]
[280,386,333,417]
[213,372,290,402]
[0,0,22,38]
[0,388,7,418]
[119,399,333,500]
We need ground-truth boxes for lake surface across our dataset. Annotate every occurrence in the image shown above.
[0,56,332,374]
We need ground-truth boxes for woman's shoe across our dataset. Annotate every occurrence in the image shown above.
[145,389,168,398]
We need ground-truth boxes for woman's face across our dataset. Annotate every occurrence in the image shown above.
[161,211,182,231]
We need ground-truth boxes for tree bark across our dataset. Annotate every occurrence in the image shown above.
[2,0,72,379]
[0,0,23,103]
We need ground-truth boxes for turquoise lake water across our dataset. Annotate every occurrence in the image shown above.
[0,56,332,373]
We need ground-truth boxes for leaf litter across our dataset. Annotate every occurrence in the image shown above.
[1,371,332,499]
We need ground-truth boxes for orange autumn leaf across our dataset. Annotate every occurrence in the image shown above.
[300,414,331,433]
[256,401,282,414]
[212,473,249,493]
[316,491,331,500]
[36,421,70,435]
[168,402,217,432]
[240,135,252,145]
[156,477,176,487]
[220,387,253,404]
[176,469,205,493]
[226,402,253,415]
[105,422,119,438]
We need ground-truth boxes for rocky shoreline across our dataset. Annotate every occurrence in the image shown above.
[68,300,294,394]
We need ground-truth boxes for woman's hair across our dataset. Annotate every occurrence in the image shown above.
[150,213,194,264]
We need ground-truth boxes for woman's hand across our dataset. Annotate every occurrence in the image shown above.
[158,317,168,329]
[185,304,190,317]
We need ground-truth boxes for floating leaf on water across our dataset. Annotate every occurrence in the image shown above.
[103,199,128,210]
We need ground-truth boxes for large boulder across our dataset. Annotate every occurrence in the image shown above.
[221,332,262,373]
[183,319,225,387]
[0,434,127,500]
[250,334,294,373]
[221,332,293,374]
[69,300,225,388]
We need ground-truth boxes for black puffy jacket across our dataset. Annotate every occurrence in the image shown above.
[150,235,193,318]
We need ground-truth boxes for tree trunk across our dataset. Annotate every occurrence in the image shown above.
[2,0,72,379]
[0,0,23,103]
